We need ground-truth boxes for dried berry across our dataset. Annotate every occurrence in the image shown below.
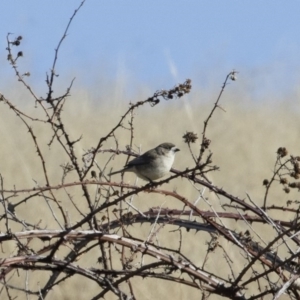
[183,132,198,144]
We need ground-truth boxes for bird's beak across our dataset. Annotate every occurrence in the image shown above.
[174,147,180,152]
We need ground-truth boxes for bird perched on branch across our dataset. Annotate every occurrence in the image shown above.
[108,143,180,181]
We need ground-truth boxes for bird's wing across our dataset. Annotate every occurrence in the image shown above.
[126,151,156,167]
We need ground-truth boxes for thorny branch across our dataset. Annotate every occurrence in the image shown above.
[1,2,300,300]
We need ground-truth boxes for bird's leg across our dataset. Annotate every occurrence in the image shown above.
[144,178,157,189]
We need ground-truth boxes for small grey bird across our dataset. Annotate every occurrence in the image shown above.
[108,143,180,181]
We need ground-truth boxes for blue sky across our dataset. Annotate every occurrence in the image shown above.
[1,1,300,99]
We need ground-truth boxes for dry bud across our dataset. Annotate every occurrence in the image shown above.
[280,178,288,185]
[289,182,300,189]
[277,147,288,157]
[289,182,296,188]
[183,131,198,144]
[230,74,237,81]
[263,179,269,186]
[202,137,211,149]
[290,172,299,179]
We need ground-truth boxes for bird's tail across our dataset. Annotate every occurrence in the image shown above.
[108,169,123,176]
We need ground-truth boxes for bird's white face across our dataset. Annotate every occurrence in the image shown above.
[155,145,179,175]
[162,146,177,167]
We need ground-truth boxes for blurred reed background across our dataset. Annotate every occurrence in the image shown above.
[0,70,299,299]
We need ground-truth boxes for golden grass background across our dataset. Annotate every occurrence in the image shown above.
[0,74,300,299]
